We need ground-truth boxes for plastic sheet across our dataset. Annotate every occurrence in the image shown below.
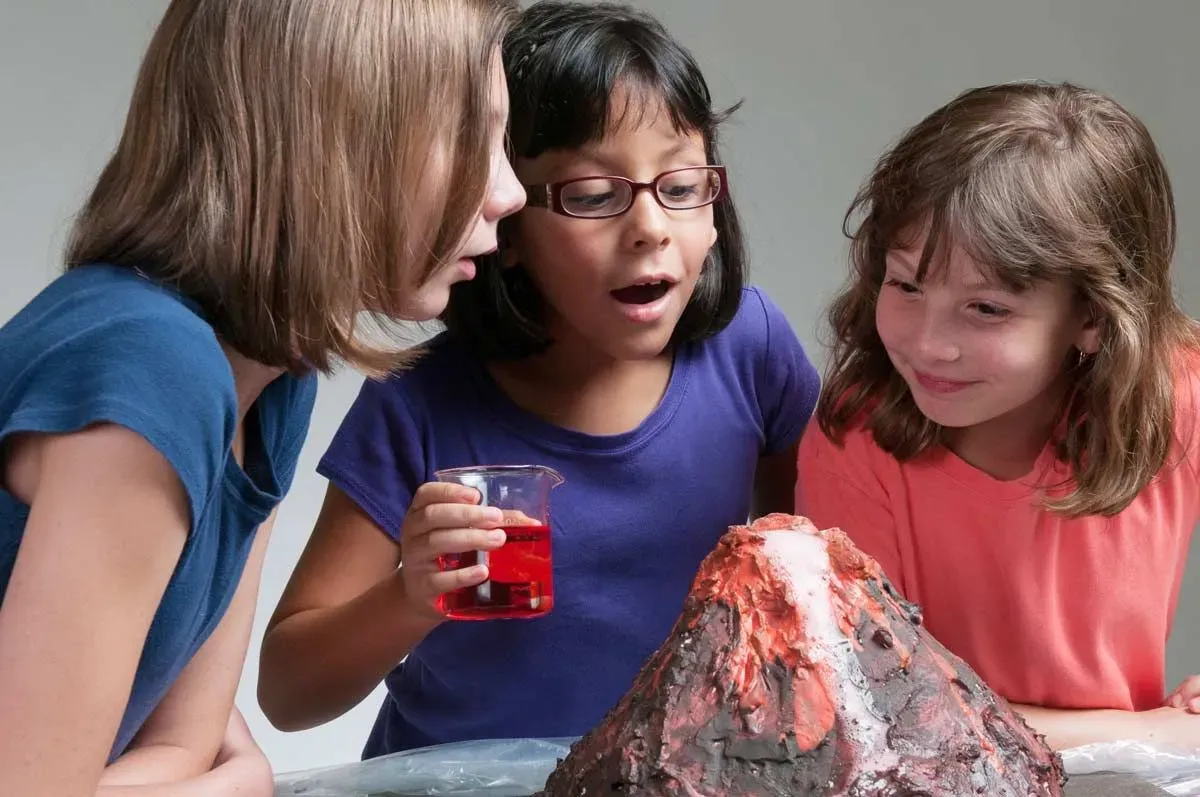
[274,736,1200,796]
[273,737,576,797]
[1062,741,1200,796]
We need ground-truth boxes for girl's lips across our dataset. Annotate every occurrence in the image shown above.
[612,286,673,324]
[453,258,476,281]
[913,370,977,394]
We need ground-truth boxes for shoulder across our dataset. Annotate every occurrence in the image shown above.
[3,264,231,391]
[699,285,812,369]
[346,332,476,420]
[1,265,237,522]
[1170,344,1200,472]
[707,286,793,348]
[799,412,894,482]
[320,332,472,478]
[692,286,820,451]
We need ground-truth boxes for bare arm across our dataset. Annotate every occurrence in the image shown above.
[0,425,190,797]
[751,442,800,519]
[1012,703,1200,751]
[96,511,279,794]
[256,485,433,730]
[86,709,268,797]
[259,481,505,731]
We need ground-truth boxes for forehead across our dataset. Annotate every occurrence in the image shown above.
[886,234,990,286]
[521,89,706,181]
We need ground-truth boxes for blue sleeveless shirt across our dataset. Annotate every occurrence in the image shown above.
[0,263,316,759]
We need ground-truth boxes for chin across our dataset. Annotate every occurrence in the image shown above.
[396,288,452,322]
[908,396,990,429]
[607,330,676,362]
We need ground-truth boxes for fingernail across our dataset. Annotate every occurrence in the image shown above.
[488,530,506,544]
[485,508,504,523]
[1190,698,1200,712]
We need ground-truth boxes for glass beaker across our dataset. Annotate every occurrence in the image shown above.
[433,464,564,620]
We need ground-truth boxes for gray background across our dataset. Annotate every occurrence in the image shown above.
[2,0,1197,775]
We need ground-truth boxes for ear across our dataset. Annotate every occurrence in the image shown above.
[1074,313,1101,356]
[708,224,718,250]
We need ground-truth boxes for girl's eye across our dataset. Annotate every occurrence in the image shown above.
[884,277,920,295]
[563,192,617,210]
[971,302,1011,319]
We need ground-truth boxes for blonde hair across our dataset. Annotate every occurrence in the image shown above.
[67,0,518,375]
[820,81,1200,518]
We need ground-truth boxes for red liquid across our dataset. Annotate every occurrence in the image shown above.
[437,523,554,620]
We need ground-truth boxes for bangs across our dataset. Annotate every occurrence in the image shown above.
[878,146,1080,295]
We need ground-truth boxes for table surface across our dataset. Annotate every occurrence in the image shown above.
[1065,772,1171,796]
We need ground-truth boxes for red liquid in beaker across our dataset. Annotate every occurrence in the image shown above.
[437,523,554,619]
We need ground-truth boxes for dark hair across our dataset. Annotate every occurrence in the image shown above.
[441,0,747,359]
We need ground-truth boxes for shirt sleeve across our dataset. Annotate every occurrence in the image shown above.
[750,288,822,455]
[2,311,234,534]
[317,374,427,541]
[795,422,907,595]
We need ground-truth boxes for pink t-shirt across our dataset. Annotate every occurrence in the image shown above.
[796,369,1200,712]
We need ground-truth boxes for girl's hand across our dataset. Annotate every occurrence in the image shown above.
[398,482,506,619]
[1166,675,1200,713]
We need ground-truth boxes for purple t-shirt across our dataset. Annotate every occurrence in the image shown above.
[318,286,820,758]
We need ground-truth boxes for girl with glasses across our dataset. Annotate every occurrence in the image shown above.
[259,0,819,758]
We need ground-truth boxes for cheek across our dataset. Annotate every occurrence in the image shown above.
[971,328,1059,378]
[874,294,904,347]
[679,215,717,272]
[518,219,603,273]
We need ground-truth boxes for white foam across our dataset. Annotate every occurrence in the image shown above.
[760,530,899,772]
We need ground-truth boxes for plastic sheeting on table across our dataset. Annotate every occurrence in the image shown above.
[273,737,574,797]
[1062,741,1200,796]
[274,736,1200,797]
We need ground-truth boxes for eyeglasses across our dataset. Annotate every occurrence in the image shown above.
[523,166,728,219]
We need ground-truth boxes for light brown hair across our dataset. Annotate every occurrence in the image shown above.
[66,0,519,375]
[820,80,1200,517]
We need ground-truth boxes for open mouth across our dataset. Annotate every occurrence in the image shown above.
[611,280,672,305]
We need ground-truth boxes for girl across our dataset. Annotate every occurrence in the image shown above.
[797,81,1200,751]
[0,0,522,794]
[259,0,819,757]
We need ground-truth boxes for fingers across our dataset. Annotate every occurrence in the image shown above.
[409,481,483,512]
[1166,675,1200,712]
[405,495,504,541]
[424,527,506,558]
[426,563,490,595]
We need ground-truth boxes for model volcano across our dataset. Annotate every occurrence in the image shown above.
[537,513,1065,796]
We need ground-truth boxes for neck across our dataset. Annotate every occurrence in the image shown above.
[487,330,673,436]
[220,341,287,423]
[945,376,1071,481]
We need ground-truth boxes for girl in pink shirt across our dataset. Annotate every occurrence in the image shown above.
[797,81,1200,751]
